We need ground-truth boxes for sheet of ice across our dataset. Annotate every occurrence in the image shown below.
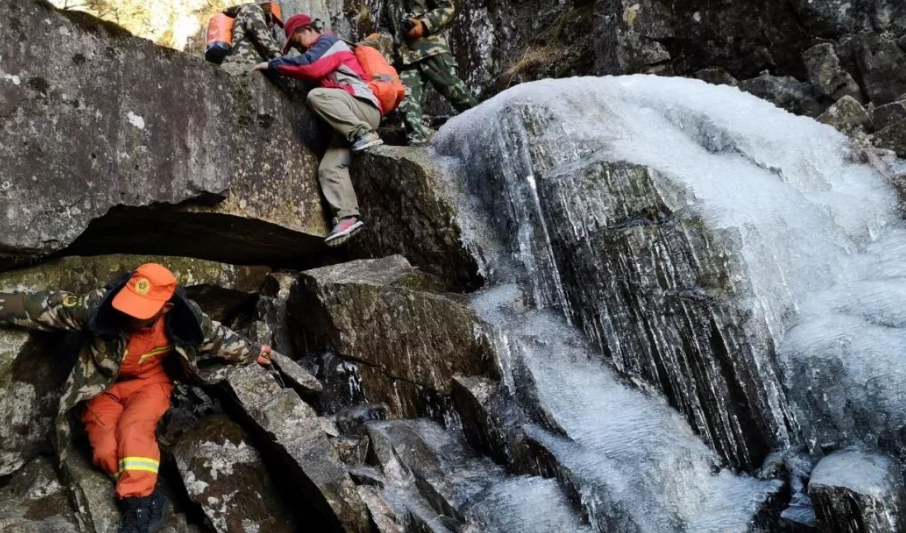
[472,284,781,533]
[810,449,897,496]
[465,477,595,533]
[434,75,906,452]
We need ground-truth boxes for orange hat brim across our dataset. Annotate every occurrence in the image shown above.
[112,288,167,320]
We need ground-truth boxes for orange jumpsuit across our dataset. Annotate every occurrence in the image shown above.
[82,317,173,498]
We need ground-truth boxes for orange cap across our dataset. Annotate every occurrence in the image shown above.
[112,263,178,320]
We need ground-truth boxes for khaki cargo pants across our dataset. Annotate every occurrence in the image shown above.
[306,87,381,220]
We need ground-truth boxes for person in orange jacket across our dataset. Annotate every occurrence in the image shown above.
[0,263,274,533]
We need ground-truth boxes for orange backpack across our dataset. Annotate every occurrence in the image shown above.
[353,45,406,115]
[204,13,235,63]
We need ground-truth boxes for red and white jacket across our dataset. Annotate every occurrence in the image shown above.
[268,33,381,112]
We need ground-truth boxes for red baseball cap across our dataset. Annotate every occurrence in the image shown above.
[282,14,313,54]
[112,263,178,320]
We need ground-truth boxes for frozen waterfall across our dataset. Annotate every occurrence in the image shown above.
[431,75,906,530]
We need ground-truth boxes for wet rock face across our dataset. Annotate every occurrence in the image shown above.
[0,0,328,268]
[809,450,906,533]
[291,256,499,418]
[350,146,481,292]
[173,415,295,533]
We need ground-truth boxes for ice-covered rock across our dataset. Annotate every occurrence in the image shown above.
[434,75,906,469]
[366,418,592,533]
[470,285,783,533]
[809,449,906,533]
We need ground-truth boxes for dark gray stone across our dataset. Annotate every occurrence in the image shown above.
[803,43,862,100]
[693,67,740,87]
[739,74,825,117]
[871,100,906,131]
[0,330,79,476]
[0,457,79,533]
[873,118,906,157]
[292,256,499,418]
[61,450,121,533]
[220,363,370,533]
[0,1,329,269]
[173,415,295,533]
[356,485,405,533]
[809,450,906,533]
[856,34,906,106]
[594,0,675,75]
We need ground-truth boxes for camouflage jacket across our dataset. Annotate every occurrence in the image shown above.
[0,279,262,462]
[381,0,458,65]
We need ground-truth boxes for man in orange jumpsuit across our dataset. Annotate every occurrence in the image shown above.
[0,263,274,533]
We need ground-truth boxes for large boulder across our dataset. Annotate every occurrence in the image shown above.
[172,415,295,533]
[0,0,329,269]
[809,450,906,533]
[0,254,267,476]
[291,256,499,418]
[350,146,481,291]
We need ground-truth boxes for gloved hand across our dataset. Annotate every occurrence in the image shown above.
[402,18,425,39]
[257,345,274,366]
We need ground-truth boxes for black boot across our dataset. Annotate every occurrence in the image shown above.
[147,490,169,533]
[117,497,151,533]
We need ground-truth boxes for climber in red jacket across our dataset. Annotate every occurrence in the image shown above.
[251,14,383,248]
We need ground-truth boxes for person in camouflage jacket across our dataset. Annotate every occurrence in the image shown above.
[379,0,479,145]
[220,2,284,72]
[0,263,272,533]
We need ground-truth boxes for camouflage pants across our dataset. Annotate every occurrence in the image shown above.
[399,53,478,145]
[221,4,282,74]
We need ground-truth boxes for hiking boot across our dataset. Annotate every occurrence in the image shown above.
[117,492,168,533]
[147,491,169,533]
[351,131,383,152]
[324,216,364,247]
[117,497,151,533]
